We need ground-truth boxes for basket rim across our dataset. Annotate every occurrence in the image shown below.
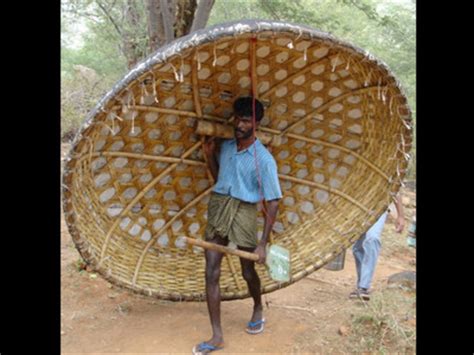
[63,19,411,158]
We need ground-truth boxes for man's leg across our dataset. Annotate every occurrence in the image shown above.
[352,234,366,287]
[238,246,263,325]
[358,212,387,290]
[204,234,228,347]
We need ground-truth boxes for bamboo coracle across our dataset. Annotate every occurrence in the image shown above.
[62,20,412,301]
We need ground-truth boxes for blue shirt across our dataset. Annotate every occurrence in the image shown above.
[213,139,283,203]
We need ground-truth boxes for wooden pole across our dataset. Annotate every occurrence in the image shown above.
[195,120,280,146]
[181,236,259,261]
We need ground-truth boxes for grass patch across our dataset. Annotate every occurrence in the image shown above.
[349,287,416,353]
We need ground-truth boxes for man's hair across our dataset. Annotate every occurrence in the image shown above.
[233,96,264,122]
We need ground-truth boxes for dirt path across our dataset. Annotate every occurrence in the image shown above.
[61,217,414,354]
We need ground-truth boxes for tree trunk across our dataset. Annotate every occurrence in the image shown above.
[123,0,144,68]
[190,0,215,33]
[160,0,176,44]
[146,0,177,53]
[97,0,216,66]
[146,0,163,53]
[175,0,197,38]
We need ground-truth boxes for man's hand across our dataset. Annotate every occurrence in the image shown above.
[395,215,406,233]
[203,136,220,181]
[257,199,279,265]
[254,244,266,264]
[393,192,406,234]
[203,136,216,158]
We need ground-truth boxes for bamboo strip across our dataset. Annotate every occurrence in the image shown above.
[278,174,370,213]
[131,187,213,285]
[79,151,206,167]
[98,141,203,266]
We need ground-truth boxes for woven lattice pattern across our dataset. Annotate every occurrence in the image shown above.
[62,20,412,300]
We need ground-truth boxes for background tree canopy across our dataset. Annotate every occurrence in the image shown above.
[61,0,415,178]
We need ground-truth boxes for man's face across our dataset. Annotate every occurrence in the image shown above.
[234,115,256,140]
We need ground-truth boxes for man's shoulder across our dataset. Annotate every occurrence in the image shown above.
[221,138,235,150]
[256,141,277,164]
[222,138,235,145]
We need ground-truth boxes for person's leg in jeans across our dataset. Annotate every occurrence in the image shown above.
[353,212,387,290]
[352,234,364,287]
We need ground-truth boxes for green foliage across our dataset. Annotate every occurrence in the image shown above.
[208,0,267,25]
[61,41,126,81]
[61,70,117,137]
[61,1,132,136]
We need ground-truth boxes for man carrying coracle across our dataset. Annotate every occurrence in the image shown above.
[192,96,282,354]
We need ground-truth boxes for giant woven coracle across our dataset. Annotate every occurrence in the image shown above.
[62,20,412,300]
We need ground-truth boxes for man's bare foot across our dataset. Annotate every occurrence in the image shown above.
[246,305,265,334]
[250,305,263,324]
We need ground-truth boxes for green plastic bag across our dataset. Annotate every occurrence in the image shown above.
[265,244,291,282]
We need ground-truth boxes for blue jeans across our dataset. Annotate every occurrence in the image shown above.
[352,212,388,290]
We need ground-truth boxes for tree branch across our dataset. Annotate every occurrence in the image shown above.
[190,0,215,33]
[146,0,162,52]
[122,0,144,68]
[175,0,197,37]
[96,0,123,36]
[160,0,175,43]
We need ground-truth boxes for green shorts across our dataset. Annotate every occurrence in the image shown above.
[204,192,258,248]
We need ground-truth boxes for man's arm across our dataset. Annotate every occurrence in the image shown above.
[393,193,406,233]
[254,199,279,264]
[203,137,219,181]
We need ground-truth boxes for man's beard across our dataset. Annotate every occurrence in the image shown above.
[235,128,254,140]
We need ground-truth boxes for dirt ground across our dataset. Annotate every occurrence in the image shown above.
[61,143,416,354]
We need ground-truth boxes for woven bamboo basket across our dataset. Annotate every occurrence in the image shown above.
[62,20,412,301]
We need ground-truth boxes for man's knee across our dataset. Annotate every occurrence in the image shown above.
[362,235,381,252]
[205,264,221,283]
[205,251,223,283]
